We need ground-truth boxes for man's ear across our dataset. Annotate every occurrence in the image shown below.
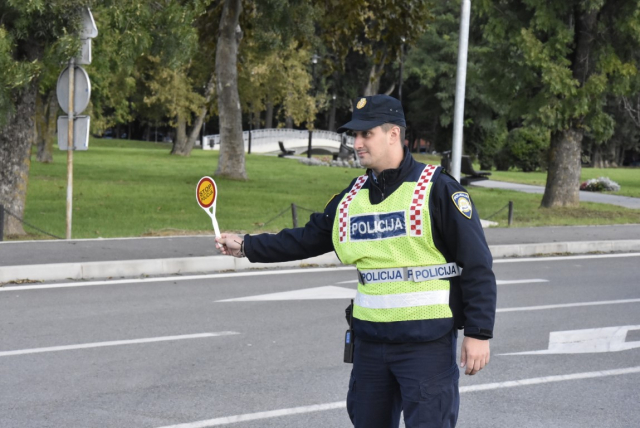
[389,126,401,145]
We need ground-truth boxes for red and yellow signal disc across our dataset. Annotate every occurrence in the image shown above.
[196,176,217,208]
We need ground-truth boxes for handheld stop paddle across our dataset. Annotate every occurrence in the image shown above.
[196,176,221,238]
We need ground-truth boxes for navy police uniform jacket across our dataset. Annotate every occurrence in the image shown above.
[244,148,497,341]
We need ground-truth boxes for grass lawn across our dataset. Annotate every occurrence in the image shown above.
[18,139,640,240]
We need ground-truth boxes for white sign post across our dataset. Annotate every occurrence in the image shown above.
[56,7,97,239]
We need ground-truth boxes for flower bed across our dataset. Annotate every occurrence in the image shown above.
[580,177,621,192]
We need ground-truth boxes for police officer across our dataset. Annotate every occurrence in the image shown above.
[216,94,497,428]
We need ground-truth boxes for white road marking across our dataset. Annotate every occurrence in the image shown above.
[155,366,640,427]
[337,279,544,286]
[217,280,546,302]
[217,286,356,302]
[156,402,346,428]
[460,366,640,392]
[0,332,239,358]
[3,252,639,292]
[493,252,640,263]
[497,279,547,285]
[497,298,640,313]
[500,325,640,355]
[0,267,355,292]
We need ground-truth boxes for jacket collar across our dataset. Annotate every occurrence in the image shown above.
[367,146,414,186]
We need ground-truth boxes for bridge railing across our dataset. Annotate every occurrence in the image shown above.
[201,129,354,153]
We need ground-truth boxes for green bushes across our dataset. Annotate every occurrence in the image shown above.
[481,126,549,172]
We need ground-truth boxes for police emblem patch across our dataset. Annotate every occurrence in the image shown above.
[356,98,367,109]
[451,192,472,219]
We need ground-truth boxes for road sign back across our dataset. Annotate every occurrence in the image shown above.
[57,65,91,114]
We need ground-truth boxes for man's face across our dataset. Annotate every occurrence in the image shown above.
[352,125,397,172]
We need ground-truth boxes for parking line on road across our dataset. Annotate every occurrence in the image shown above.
[498,298,640,313]
[0,267,356,292]
[334,279,547,285]
[155,366,640,427]
[494,252,640,263]
[460,366,640,392]
[0,332,239,358]
[156,402,346,428]
[497,279,547,285]
[3,253,639,293]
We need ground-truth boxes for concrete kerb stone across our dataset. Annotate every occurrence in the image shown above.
[0,252,342,283]
[1,241,640,284]
[489,240,640,258]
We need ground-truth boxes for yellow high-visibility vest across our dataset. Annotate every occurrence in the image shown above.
[332,165,458,325]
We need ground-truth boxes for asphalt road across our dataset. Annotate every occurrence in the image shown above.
[1,253,640,428]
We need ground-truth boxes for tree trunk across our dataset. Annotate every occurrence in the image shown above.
[541,129,582,208]
[35,91,56,163]
[363,53,387,96]
[171,114,188,154]
[541,7,597,208]
[265,99,274,128]
[174,73,216,157]
[0,84,37,236]
[214,0,246,180]
[592,143,603,168]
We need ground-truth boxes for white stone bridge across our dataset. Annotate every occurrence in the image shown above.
[200,129,355,156]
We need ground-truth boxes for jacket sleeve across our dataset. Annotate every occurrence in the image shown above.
[243,184,352,263]
[430,172,497,339]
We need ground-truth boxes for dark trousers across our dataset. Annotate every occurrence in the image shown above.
[346,329,459,428]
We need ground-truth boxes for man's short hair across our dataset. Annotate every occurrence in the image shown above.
[381,123,406,143]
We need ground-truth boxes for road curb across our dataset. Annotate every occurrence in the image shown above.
[1,240,639,283]
[489,239,640,258]
[0,253,342,283]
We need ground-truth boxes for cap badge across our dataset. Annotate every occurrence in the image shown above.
[356,98,367,109]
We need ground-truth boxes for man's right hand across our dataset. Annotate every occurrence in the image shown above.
[215,233,245,258]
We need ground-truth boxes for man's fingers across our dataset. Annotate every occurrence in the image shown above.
[465,357,475,375]
[215,234,231,253]
[460,346,467,368]
[465,356,488,375]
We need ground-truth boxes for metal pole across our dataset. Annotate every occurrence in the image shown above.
[0,204,4,242]
[291,203,298,228]
[307,130,313,159]
[248,130,252,154]
[450,0,471,182]
[508,201,514,226]
[66,58,75,240]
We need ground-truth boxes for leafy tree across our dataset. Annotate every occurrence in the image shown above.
[0,0,89,236]
[213,0,319,179]
[477,0,640,207]
[319,0,432,96]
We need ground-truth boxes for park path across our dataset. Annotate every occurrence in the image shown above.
[470,180,640,209]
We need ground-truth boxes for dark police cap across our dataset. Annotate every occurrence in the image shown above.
[337,94,406,133]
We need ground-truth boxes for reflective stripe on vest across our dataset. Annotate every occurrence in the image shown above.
[337,175,368,243]
[409,164,438,237]
[358,262,461,285]
[355,289,450,309]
